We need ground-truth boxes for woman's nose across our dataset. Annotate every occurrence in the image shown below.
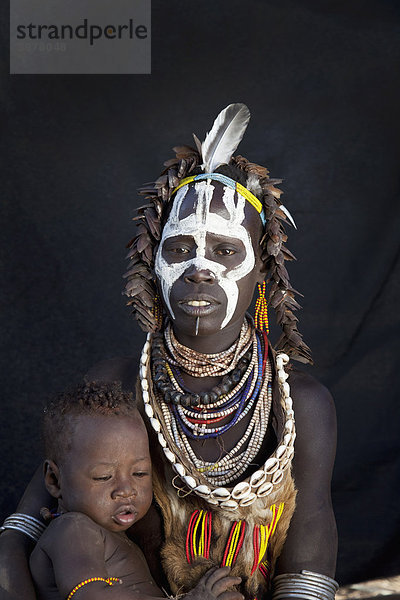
[111,478,136,499]
[184,265,216,284]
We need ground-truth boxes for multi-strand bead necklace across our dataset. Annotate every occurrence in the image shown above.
[152,320,254,407]
[158,327,271,486]
[140,321,296,511]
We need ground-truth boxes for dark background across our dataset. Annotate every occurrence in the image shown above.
[1,0,399,586]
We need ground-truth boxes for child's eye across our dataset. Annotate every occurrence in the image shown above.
[93,475,111,481]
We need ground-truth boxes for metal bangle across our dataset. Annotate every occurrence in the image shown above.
[0,512,46,543]
[272,570,339,600]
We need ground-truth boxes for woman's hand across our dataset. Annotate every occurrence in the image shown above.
[0,465,54,600]
[16,465,55,516]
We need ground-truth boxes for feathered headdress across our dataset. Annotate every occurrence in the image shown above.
[123,104,312,364]
[200,103,250,172]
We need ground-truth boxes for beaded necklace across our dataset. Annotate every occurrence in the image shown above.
[164,320,253,377]
[171,333,264,441]
[152,321,255,407]
[140,325,296,511]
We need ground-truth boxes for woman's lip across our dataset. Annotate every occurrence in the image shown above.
[186,300,211,307]
[178,295,220,306]
[176,295,221,316]
[177,302,219,317]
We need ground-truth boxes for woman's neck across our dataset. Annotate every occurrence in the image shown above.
[170,318,246,355]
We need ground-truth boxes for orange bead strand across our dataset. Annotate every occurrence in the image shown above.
[66,577,121,600]
[255,282,269,334]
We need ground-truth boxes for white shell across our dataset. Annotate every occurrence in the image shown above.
[206,497,219,506]
[221,499,239,510]
[272,469,283,484]
[211,487,231,500]
[150,418,161,433]
[250,470,266,488]
[141,379,149,391]
[285,419,293,432]
[264,457,279,474]
[278,352,289,364]
[183,475,197,489]
[282,382,290,398]
[285,397,293,410]
[284,433,292,446]
[173,463,185,478]
[276,445,287,459]
[143,340,150,353]
[231,481,251,500]
[276,357,283,370]
[287,408,294,418]
[194,485,211,498]
[239,492,257,507]
[142,390,149,404]
[257,481,273,497]
[140,365,147,379]
[140,353,147,365]
[144,404,153,418]
[163,448,175,463]
[158,433,167,448]
[278,369,288,383]
[286,446,294,459]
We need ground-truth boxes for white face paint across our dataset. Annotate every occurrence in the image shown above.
[155,181,255,329]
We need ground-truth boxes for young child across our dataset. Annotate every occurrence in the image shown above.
[30,381,242,600]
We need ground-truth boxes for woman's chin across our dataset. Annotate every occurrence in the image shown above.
[169,312,246,353]
[170,312,223,339]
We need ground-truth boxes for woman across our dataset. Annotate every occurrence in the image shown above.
[0,104,337,600]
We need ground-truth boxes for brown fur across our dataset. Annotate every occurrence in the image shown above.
[153,464,296,599]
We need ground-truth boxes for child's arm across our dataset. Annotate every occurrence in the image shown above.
[36,512,157,600]
[40,514,242,600]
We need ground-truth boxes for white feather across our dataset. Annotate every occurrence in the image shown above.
[201,103,251,173]
[279,204,297,229]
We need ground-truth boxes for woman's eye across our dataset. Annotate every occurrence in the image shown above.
[215,248,236,256]
[169,246,190,254]
[133,472,149,478]
[166,245,190,254]
[93,475,111,481]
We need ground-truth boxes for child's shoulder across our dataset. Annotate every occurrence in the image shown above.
[39,512,106,552]
[30,512,107,587]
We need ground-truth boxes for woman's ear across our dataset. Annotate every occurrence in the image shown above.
[44,460,62,499]
[255,248,267,284]
[256,264,266,284]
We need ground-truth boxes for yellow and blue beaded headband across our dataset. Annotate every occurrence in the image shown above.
[171,172,266,226]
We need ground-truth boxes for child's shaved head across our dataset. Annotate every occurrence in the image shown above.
[43,380,138,464]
